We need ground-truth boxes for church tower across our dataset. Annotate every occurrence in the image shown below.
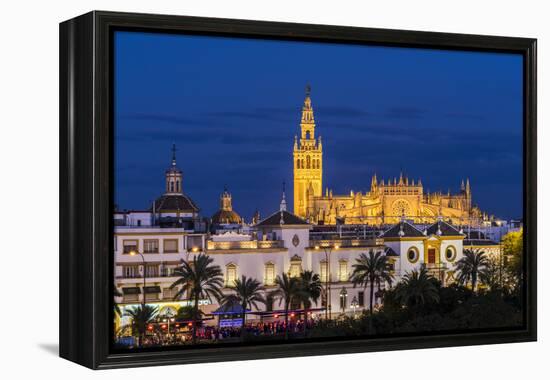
[165,144,183,195]
[293,85,323,218]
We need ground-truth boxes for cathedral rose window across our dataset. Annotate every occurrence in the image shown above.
[392,199,411,217]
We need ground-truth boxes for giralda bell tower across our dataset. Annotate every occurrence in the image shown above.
[293,85,323,218]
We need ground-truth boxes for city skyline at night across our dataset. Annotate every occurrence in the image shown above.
[114,31,523,221]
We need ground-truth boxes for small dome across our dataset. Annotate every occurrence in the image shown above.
[211,209,242,225]
[211,187,242,224]
[153,194,199,213]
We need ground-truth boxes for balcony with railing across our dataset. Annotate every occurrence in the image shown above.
[206,239,285,251]
[423,262,448,270]
[308,238,381,249]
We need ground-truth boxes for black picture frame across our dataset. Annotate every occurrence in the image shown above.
[59,10,537,369]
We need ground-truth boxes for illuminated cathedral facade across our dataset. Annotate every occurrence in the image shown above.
[293,87,485,226]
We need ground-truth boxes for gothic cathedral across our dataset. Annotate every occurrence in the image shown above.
[292,86,488,226]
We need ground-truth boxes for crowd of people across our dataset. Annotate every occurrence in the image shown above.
[119,317,325,347]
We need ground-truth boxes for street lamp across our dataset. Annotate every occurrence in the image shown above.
[315,244,339,320]
[163,317,176,337]
[129,249,147,346]
[160,307,177,338]
[339,287,348,313]
[350,296,359,318]
[129,250,147,308]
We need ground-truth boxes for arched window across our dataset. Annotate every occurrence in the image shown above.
[170,181,174,192]
[338,260,348,282]
[306,131,310,140]
[225,263,237,287]
[319,260,328,283]
[176,180,180,192]
[264,262,276,285]
[289,255,302,278]
[306,156,311,169]
[297,160,301,169]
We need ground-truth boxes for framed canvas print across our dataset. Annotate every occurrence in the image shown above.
[59,11,537,369]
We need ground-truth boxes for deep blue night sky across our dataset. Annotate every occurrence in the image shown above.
[114,31,523,221]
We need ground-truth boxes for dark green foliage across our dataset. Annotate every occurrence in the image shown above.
[123,304,159,339]
[270,273,304,339]
[350,250,394,316]
[222,275,266,331]
[394,267,440,311]
[170,253,224,344]
[455,249,489,292]
[308,282,522,337]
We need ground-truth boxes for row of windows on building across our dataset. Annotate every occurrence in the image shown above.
[120,260,353,286]
[381,188,421,195]
[296,156,320,169]
[168,179,181,193]
[119,286,179,303]
[119,284,368,311]
[121,265,177,278]
[119,236,203,254]
[226,260,351,287]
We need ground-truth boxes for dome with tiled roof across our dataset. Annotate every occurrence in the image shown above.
[152,144,199,213]
[153,194,199,213]
[211,188,242,224]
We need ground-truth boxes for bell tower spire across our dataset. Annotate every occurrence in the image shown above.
[293,85,323,217]
[165,144,183,195]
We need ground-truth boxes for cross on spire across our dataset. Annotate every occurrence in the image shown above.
[305,83,311,96]
[171,143,177,166]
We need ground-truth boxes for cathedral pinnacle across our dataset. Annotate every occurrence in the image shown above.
[280,181,287,212]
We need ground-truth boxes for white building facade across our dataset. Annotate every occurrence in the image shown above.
[114,147,506,329]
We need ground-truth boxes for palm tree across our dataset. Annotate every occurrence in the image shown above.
[114,286,122,318]
[394,267,440,309]
[455,249,489,292]
[299,271,322,335]
[170,253,224,344]
[123,304,158,345]
[222,275,266,333]
[479,256,504,291]
[270,273,303,339]
[350,250,394,316]
[175,305,204,322]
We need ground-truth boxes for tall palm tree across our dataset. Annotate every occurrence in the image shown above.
[270,273,303,339]
[222,275,266,331]
[350,250,394,316]
[394,267,440,309]
[123,304,158,345]
[175,305,204,322]
[299,270,322,335]
[170,253,224,344]
[114,286,122,318]
[455,249,489,292]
